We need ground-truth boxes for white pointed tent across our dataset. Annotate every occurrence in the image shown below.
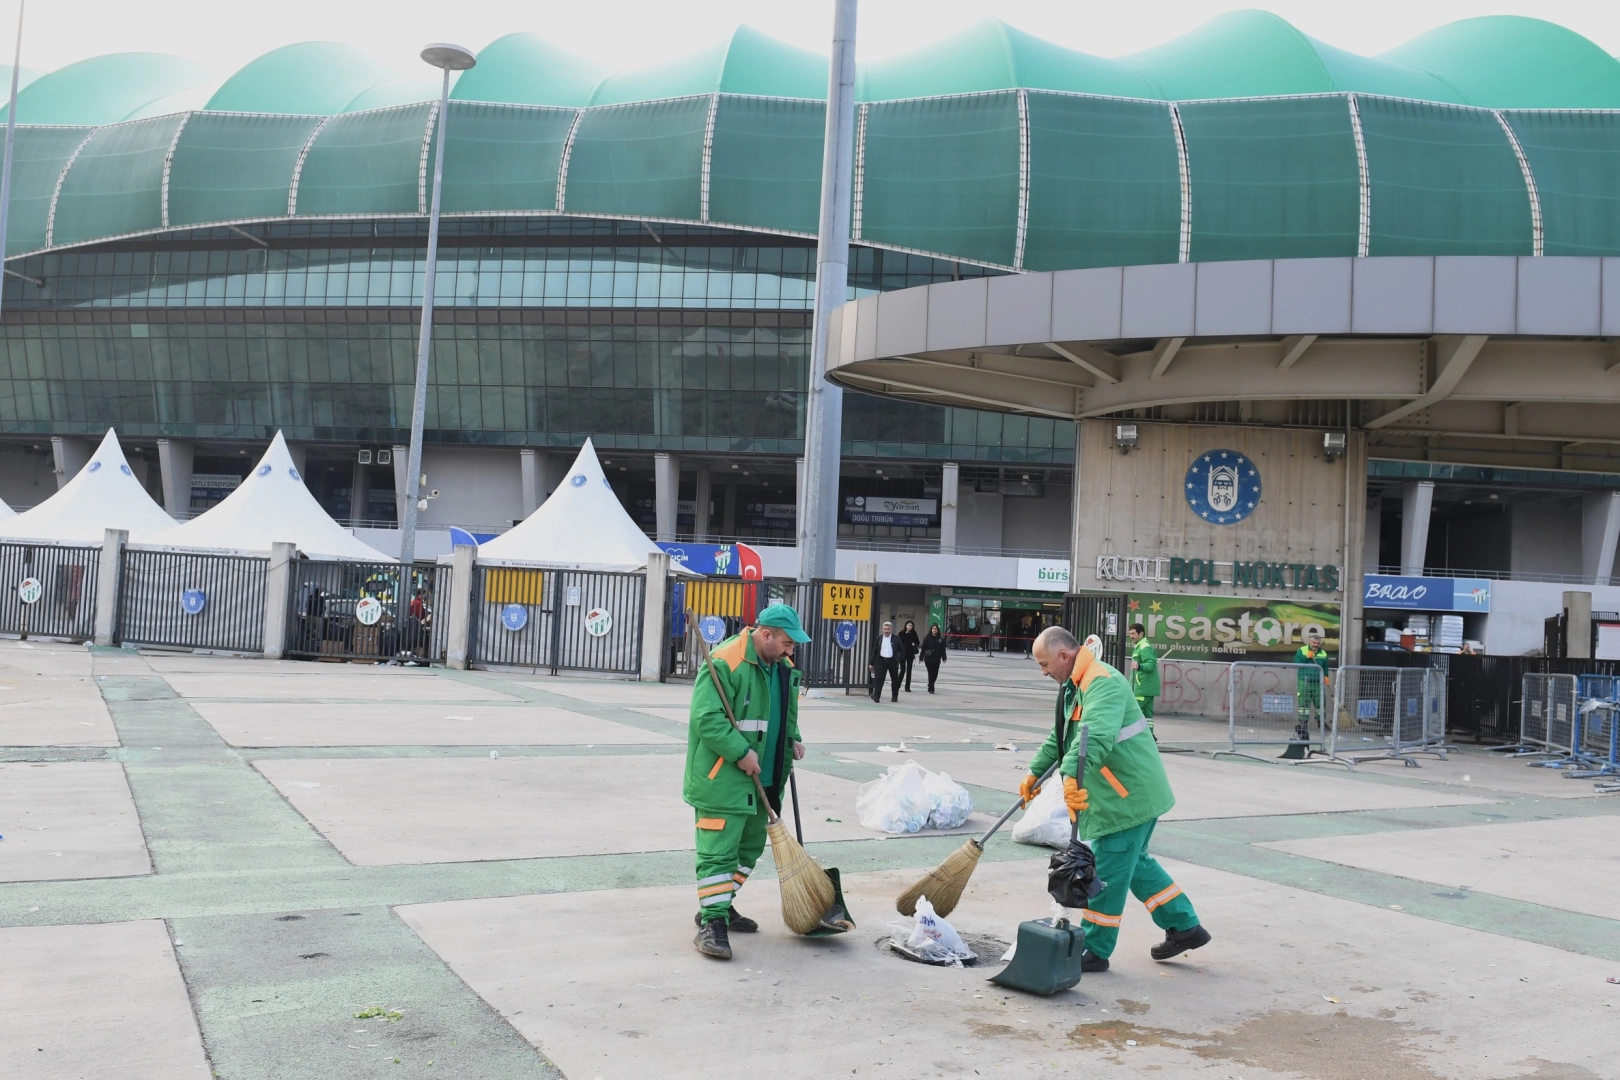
[0,428,174,542]
[0,496,13,519]
[150,432,391,561]
[478,439,675,570]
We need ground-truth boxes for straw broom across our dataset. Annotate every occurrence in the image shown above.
[896,759,1061,917]
[701,641,836,935]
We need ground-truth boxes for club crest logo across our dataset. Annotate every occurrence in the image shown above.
[1185,450,1260,525]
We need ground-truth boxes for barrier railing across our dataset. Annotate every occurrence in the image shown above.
[1331,666,1451,766]
[1216,660,1348,768]
[1566,675,1620,779]
[0,541,99,641]
[285,560,450,664]
[1508,673,1578,758]
[1156,658,1234,721]
[468,565,645,676]
[663,578,806,680]
[116,547,268,653]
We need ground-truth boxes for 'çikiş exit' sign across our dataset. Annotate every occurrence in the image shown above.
[822,583,872,621]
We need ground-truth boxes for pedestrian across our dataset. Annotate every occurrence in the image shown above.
[868,620,902,702]
[1021,614,1035,657]
[898,619,920,692]
[919,622,946,692]
[685,603,812,960]
[1291,631,1332,750]
[1020,626,1212,973]
[1127,623,1159,723]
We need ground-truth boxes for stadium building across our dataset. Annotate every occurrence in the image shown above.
[7,11,1620,657]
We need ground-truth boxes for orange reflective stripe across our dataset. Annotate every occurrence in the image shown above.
[1143,884,1183,911]
[1100,766,1129,798]
[695,817,727,831]
[710,633,751,669]
[697,882,735,898]
[1080,909,1122,927]
[732,873,748,885]
[707,757,725,779]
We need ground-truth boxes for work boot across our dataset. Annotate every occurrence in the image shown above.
[693,916,732,960]
[1080,948,1110,973]
[693,907,758,933]
[1151,924,1211,961]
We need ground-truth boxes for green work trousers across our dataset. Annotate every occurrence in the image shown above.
[1136,695,1155,720]
[1079,818,1199,959]
[693,805,768,922]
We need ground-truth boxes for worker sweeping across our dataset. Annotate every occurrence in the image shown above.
[1127,623,1160,724]
[683,603,812,960]
[1288,631,1332,758]
[1021,626,1211,973]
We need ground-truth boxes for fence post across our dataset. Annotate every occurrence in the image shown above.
[260,542,297,660]
[93,528,127,646]
[445,544,477,670]
[641,551,670,682]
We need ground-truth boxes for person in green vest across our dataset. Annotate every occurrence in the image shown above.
[1287,631,1332,756]
[683,603,811,961]
[1127,623,1160,721]
[1020,626,1211,973]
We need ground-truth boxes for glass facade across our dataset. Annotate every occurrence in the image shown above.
[0,218,1075,463]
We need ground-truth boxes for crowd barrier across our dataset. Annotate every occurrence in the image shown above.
[1215,660,1348,768]
[1509,672,1579,758]
[1156,658,1234,721]
[0,541,99,641]
[1331,665,1451,767]
[1560,675,1620,779]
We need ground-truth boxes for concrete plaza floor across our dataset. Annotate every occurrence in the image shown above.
[1,641,1616,1080]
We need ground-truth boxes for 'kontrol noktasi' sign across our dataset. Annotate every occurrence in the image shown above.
[1097,555,1340,593]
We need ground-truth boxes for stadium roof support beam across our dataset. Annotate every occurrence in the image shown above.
[1046,341,1120,384]
[1364,334,1489,430]
[1149,336,1185,380]
[1278,334,1317,370]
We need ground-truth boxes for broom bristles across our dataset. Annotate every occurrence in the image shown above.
[895,838,983,917]
[766,821,837,934]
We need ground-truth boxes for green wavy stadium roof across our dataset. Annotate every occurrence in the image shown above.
[589,25,828,105]
[0,52,211,125]
[203,42,402,115]
[857,20,1155,100]
[1380,16,1620,109]
[451,34,609,108]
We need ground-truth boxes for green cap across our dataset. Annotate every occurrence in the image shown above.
[756,602,811,643]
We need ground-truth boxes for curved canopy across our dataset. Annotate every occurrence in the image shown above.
[859,19,1154,100]
[452,34,609,107]
[204,42,402,115]
[477,439,668,571]
[149,432,391,561]
[1,52,212,125]
[590,25,827,105]
[1380,16,1620,109]
[0,429,174,542]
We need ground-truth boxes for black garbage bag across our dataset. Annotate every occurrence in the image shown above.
[1047,836,1103,908]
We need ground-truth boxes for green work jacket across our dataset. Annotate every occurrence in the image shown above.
[1130,638,1161,698]
[683,630,802,814]
[1029,655,1175,841]
[1294,644,1331,692]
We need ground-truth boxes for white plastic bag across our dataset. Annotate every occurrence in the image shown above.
[856,760,932,833]
[922,769,973,829]
[1010,778,1072,849]
[901,897,975,963]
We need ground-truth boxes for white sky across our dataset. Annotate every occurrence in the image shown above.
[10,2,1620,82]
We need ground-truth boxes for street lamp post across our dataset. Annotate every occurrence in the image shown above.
[0,0,27,323]
[398,42,476,571]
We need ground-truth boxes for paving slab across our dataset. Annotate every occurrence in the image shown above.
[1263,814,1620,920]
[635,704,1025,746]
[398,858,1617,1080]
[164,670,520,702]
[0,761,151,881]
[0,919,210,1079]
[837,750,1493,820]
[0,644,118,747]
[196,701,678,747]
[255,755,967,865]
[518,680,695,705]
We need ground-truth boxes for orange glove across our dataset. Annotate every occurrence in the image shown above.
[1019,773,1043,804]
[1062,775,1090,822]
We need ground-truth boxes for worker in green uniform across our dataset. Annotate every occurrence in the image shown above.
[1287,632,1332,757]
[1021,626,1211,973]
[1127,623,1160,721]
[683,603,811,961]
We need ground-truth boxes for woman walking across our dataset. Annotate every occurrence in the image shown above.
[898,619,921,692]
[919,622,947,693]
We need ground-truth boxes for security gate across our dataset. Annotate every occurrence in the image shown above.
[468,565,645,675]
[286,560,450,663]
[1062,591,1129,671]
[663,578,805,680]
[116,548,267,653]
[0,542,99,641]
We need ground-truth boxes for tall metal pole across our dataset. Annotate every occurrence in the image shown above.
[400,49,470,569]
[0,0,26,324]
[798,0,858,582]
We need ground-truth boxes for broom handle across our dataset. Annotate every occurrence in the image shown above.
[789,772,804,845]
[1068,724,1090,844]
[699,637,782,826]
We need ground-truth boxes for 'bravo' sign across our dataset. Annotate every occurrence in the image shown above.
[822,583,871,621]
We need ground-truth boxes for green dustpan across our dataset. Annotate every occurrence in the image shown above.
[790,774,855,938]
[989,916,1085,995]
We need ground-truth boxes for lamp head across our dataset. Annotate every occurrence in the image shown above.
[421,43,477,71]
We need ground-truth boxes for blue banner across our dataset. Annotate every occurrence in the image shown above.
[1363,575,1491,612]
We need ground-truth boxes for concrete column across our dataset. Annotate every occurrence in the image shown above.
[654,453,679,542]
[156,438,195,516]
[1399,481,1434,576]
[261,541,297,659]
[641,551,670,681]
[445,544,477,670]
[519,449,541,519]
[795,456,806,530]
[1068,421,1086,580]
[693,469,713,542]
[51,436,91,491]
[350,461,370,524]
[722,482,737,537]
[392,445,410,526]
[1564,590,1593,659]
[939,462,960,555]
[1581,490,1620,586]
[1341,431,1369,669]
[93,528,127,646]
[855,561,877,583]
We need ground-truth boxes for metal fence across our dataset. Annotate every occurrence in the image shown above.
[664,577,802,679]
[468,565,645,675]
[1569,675,1620,777]
[1217,660,1346,767]
[286,560,451,664]
[116,547,268,653]
[1156,659,1234,721]
[1515,672,1578,757]
[1061,591,1129,672]
[1331,666,1449,765]
[0,541,99,641]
